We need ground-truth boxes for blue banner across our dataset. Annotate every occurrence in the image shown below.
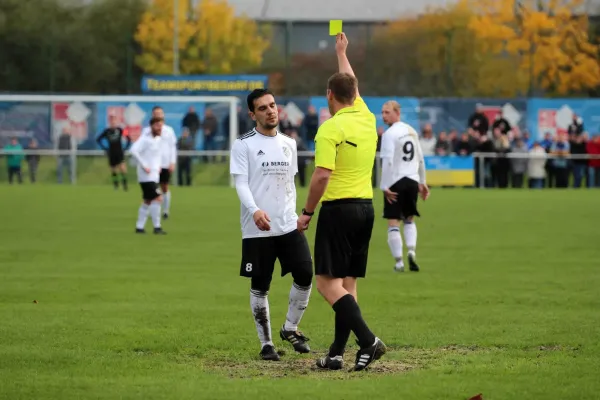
[0,102,52,147]
[308,96,420,134]
[526,98,600,140]
[424,155,474,186]
[141,75,268,95]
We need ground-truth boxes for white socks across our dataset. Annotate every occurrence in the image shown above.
[404,222,417,251]
[149,202,161,228]
[163,191,171,214]
[250,289,273,347]
[387,227,403,260]
[136,204,149,229]
[284,283,311,332]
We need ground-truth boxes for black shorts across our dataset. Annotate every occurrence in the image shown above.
[139,182,161,201]
[383,177,420,220]
[108,151,124,167]
[314,199,375,278]
[240,229,312,279]
[159,169,171,184]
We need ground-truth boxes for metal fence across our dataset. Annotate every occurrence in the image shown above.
[1,149,599,189]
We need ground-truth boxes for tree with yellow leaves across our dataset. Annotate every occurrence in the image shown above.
[135,0,271,75]
[469,0,600,96]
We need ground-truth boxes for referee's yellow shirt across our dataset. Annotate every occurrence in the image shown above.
[314,96,378,201]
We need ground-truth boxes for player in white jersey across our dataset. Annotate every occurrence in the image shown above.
[141,106,177,219]
[130,117,166,235]
[379,101,430,272]
[230,89,313,361]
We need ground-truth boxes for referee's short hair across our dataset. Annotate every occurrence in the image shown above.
[247,88,275,112]
[327,72,358,105]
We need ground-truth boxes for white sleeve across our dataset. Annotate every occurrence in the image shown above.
[170,129,177,165]
[291,140,298,175]
[230,139,248,175]
[130,138,147,168]
[415,138,427,184]
[234,174,260,216]
[379,132,394,190]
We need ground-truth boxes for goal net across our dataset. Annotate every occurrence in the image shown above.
[0,94,239,185]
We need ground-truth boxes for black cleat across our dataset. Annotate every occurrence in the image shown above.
[259,344,281,361]
[280,326,311,353]
[162,213,169,220]
[316,355,343,370]
[408,252,420,272]
[352,337,387,371]
[135,228,145,234]
[153,227,167,235]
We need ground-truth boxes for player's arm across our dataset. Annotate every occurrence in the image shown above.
[130,137,149,171]
[123,129,132,150]
[96,130,108,150]
[379,131,395,191]
[230,140,270,231]
[302,123,340,214]
[169,129,177,170]
[412,131,430,200]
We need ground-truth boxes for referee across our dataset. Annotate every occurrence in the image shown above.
[297,32,386,372]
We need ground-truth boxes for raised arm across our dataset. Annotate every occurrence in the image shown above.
[335,33,359,98]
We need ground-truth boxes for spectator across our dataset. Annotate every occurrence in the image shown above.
[551,133,570,188]
[510,138,528,188]
[586,135,600,188]
[492,114,511,135]
[570,133,588,188]
[492,128,511,188]
[26,138,40,183]
[57,127,72,184]
[223,105,248,139]
[419,124,436,156]
[4,137,24,184]
[522,130,533,149]
[182,106,201,139]
[567,114,584,136]
[289,129,308,187]
[541,133,555,188]
[468,103,489,136]
[456,133,472,156]
[448,129,459,152]
[528,142,547,189]
[434,131,451,155]
[475,133,495,188]
[303,105,319,150]
[177,128,194,186]
[202,108,218,162]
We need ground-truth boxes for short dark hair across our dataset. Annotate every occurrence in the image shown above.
[149,117,163,126]
[247,89,275,112]
[327,73,357,105]
[152,105,162,112]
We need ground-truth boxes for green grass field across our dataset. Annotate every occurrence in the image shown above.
[1,185,599,400]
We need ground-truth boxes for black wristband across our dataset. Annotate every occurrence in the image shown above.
[302,208,314,217]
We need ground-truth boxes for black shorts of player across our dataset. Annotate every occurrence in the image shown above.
[108,151,124,167]
[139,182,161,202]
[240,229,313,281]
[383,177,420,220]
[159,168,171,184]
[314,199,375,279]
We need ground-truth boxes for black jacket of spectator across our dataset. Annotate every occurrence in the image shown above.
[492,117,511,134]
[468,112,489,135]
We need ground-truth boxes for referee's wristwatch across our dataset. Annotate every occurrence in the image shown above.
[302,208,314,217]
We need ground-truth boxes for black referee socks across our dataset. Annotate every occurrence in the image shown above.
[329,308,351,357]
[332,294,376,350]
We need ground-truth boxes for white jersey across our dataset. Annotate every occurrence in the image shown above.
[141,124,177,168]
[130,133,162,182]
[230,129,298,239]
[379,121,426,190]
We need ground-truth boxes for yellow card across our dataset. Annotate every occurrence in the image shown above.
[329,20,342,36]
